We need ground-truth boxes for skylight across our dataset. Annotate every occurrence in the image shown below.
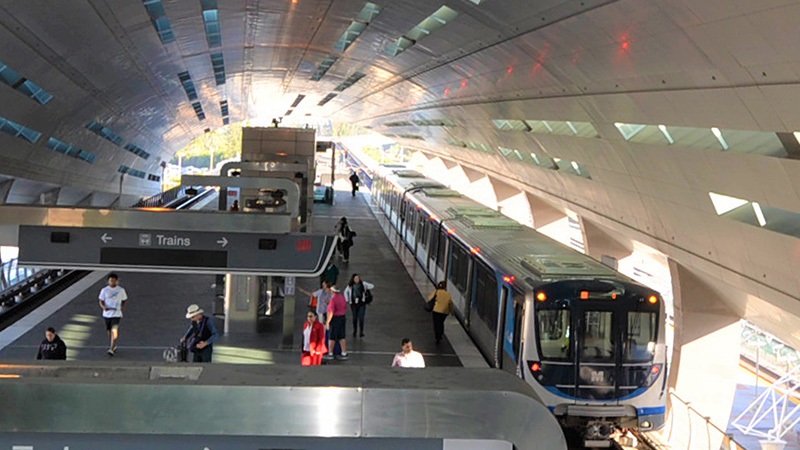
[118,165,146,179]
[46,137,97,164]
[220,100,229,117]
[148,173,161,182]
[493,118,599,138]
[0,116,41,144]
[711,127,729,150]
[317,93,337,106]
[498,147,524,160]
[124,143,151,160]
[706,192,800,238]
[413,119,455,127]
[333,72,366,92]
[141,0,176,44]
[178,71,198,101]
[311,55,339,81]
[0,60,53,105]
[191,102,206,120]
[86,120,124,146]
[200,0,222,48]
[386,5,458,56]
[658,124,674,144]
[291,94,306,108]
[210,53,225,85]
[384,121,414,127]
[614,122,646,140]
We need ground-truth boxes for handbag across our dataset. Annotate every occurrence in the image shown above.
[309,294,318,309]
[364,289,373,305]
[425,291,437,312]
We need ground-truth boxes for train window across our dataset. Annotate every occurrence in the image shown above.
[475,262,499,332]
[436,228,447,269]
[582,311,614,361]
[537,309,571,360]
[430,222,440,261]
[449,243,470,294]
[512,290,524,356]
[418,216,427,249]
[625,312,657,361]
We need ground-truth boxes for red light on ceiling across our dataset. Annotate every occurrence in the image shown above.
[443,88,451,96]
[296,239,312,252]
[531,362,541,372]
[621,41,630,50]
[461,80,468,88]
[507,66,514,74]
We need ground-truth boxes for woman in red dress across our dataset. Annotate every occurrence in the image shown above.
[301,310,327,366]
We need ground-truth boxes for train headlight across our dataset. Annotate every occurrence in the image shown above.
[536,292,547,302]
[644,364,663,387]
[641,420,652,429]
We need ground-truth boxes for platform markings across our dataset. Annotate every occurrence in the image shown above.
[0,271,107,351]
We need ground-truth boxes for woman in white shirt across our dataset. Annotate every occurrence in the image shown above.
[344,273,374,338]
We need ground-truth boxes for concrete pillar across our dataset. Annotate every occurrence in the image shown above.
[666,260,741,450]
[282,276,296,349]
[224,274,260,334]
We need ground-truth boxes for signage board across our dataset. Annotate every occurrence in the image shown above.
[18,226,335,276]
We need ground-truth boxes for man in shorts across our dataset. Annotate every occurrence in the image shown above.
[325,285,348,360]
[98,273,128,356]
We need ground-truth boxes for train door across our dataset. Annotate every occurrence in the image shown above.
[501,287,524,374]
[434,227,448,284]
[469,260,499,363]
[448,240,472,326]
[416,215,429,267]
[428,221,439,277]
[575,306,620,400]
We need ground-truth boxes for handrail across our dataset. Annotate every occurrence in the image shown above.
[665,388,748,450]
[0,258,42,293]
[132,185,200,208]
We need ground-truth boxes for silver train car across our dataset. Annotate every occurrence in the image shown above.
[372,167,668,445]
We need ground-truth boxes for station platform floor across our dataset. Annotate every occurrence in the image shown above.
[0,187,484,368]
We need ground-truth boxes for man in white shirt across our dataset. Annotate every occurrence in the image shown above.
[98,273,128,356]
[391,338,426,368]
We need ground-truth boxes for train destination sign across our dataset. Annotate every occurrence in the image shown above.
[18,225,336,276]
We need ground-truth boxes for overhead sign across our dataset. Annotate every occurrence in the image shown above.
[17,226,336,276]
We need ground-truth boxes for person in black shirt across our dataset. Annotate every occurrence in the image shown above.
[36,327,67,360]
[181,304,218,363]
[349,172,360,197]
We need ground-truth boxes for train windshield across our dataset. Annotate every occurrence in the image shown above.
[624,311,658,361]
[537,309,571,360]
[581,311,615,362]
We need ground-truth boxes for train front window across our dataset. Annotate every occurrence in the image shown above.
[625,312,657,361]
[537,309,571,360]
[582,311,614,361]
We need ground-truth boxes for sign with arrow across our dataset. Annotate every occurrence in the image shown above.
[17,225,335,276]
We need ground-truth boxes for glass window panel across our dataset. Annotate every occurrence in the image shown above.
[537,309,571,360]
[625,312,657,361]
[582,311,614,361]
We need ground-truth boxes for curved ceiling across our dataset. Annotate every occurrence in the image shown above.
[1,1,800,344]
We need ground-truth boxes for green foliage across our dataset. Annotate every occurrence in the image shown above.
[172,123,243,167]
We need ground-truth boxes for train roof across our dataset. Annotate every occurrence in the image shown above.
[384,170,629,289]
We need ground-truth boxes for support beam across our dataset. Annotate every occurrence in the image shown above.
[776,132,800,160]
[526,192,565,228]
[37,187,61,205]
[581,219,634,264]
[76,192,94,207]
[0,179,14,204]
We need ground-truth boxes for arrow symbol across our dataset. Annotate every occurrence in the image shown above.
[101,233,113,244]
[217,237,228,248]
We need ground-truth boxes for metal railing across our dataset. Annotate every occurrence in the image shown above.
[665,389,748,450]
[0,258,42,293]
[132,185,193,208]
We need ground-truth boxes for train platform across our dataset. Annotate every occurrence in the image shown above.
[0,187,481,368]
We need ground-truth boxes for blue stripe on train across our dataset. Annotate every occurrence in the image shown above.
[543,385,649,401]
[637,406,666,416]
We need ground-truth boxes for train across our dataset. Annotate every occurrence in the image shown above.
[371,166,668,446]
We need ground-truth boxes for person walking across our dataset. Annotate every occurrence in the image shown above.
[181,304,218,363]
[334,217,355,262]
[36,326,67,360]
[344,273,374,338]
[429,281,453,344]
[301,310,327,366]
[349,171,360,197]
[98,272,128,356]
[391,338,426,368]
[325,286,348,360]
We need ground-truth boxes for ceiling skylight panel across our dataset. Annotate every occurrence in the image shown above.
[191,102,205,120]
[614,122,646,141]
[0,61,54,105]
[0,117,43,146]
[46,137,96,164]
[291,95,306,108]
[210,53,225,85]
[658,125,674,144]
[200,0,222,48]
[386,5,458,57]
[86,120,124,146]
[711,127,729,150]
[318,93,337,106]
[358,2,383,23]
[333,72,366,92]
[142,0,175,44]
[178,71,198,101]
[311,55,339,81]
[124,143,151,160]
[335,21,368,52]
[220,100,229,117]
